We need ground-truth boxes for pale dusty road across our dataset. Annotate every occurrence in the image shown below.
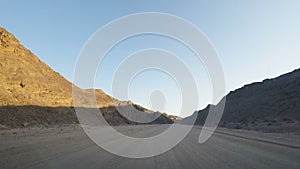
[1,125,300,169]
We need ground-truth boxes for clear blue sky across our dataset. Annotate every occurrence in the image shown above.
[1,0,300,117]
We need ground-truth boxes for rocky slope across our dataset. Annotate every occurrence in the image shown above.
[0,27,173,128]
[181,69,300,132]
[0,27,73,107]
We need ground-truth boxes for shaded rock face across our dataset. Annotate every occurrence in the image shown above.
[181,69,300,132]
[100,105,173,125]
[0,105,173,128]
[223,70,300,123]
[0,27,173,128]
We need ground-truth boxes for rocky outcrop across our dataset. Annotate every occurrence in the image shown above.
[0,27,173,128]
[181,69,300,133]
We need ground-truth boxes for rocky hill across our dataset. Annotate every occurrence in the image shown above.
[0,27,173,128]
[0,27,73,107]
[181,69,300,133]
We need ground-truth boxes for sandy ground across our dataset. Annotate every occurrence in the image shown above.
[0,125,300,169]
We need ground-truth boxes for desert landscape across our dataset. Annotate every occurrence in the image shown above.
[182,68,300,133]
[0,26,300,168]
[1,1,300,167]
[0,27,177,129]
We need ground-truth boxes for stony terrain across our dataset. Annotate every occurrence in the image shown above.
[0,27,174,128]
[1,125,299,169]
[1,27,299,132]
[182,69,300,133]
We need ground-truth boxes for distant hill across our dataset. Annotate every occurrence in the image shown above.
[0,27,173,128]
[181,69,300,133]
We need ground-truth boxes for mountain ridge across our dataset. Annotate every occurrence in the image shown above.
[0,27,175,128]
[181,68,300,133]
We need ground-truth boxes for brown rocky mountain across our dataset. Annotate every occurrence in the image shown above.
[181,68,300,133]
[0,27,72,107]
[0,27,173,128]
